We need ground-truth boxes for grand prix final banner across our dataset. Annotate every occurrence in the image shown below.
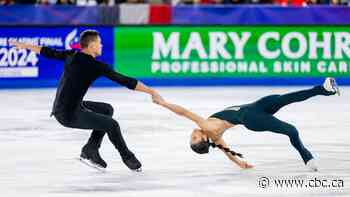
[115,26,350,79]
[0,27,114,87]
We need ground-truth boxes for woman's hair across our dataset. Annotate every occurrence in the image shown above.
[190,140,243,158]
[209,142,243,158]
[190,140,210,154]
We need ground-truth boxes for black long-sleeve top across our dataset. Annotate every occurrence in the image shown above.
[40,47,138,119]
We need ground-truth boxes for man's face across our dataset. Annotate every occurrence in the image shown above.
[90,36,103,57]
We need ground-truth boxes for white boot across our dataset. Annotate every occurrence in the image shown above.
[323,77,340,96]
[306,159,318,172]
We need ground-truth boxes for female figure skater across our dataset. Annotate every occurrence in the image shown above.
[153,78,340,171]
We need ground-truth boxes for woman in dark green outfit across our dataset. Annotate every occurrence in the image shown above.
[154,78,340,172]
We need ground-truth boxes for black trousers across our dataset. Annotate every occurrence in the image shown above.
[242,86,330,164]
[54,101,132,159]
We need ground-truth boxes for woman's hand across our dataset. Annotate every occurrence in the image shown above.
[239,161,254,169]
[152,91,166,106]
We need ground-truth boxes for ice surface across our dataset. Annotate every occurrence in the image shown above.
[0,86,349,197]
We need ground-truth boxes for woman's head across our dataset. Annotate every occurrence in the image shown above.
[190,129,210,154]
[189,128,244,158]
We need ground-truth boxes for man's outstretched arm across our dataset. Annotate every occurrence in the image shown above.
[134,81,160,97]
[10,41,73,60]
[10,41,42,54]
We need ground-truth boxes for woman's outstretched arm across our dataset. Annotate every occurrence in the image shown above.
[154,97,254,169]
[153,98,215,132]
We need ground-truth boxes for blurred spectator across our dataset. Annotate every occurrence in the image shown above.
[56,0,75,4]
[181,0,221,4]
[305,0,318,4]
[181,0,275,4]
[148,0,166,3]
[252,0,274,4]
[113,0,145,3]
[274,0,306,6]
[38,0,50,4]
[202,0,222,3]
[39,0,67,4]
[333,0,348,4]
[76,0,97,5]
[318,0,330,4]
[114,0,126,3]
[180,0,193,4]
[95,0,109,4]
[14,0,36,4]
[224,0,251,4]
[125,0,145,3]
[0,0,14,4]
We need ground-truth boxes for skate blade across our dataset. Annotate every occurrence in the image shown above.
[335,86,340,96]
[132,167,142,172]
[330,78,340,96]
[78,157,107,173]
[307,167,318,172]
[336,88,340,96]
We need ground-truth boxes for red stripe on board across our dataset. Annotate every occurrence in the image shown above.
[149,4,171,25]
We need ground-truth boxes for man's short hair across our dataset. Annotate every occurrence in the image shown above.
[79,30,100,49]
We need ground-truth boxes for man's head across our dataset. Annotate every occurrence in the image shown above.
[79,30,102,57]
[190,129,210,154]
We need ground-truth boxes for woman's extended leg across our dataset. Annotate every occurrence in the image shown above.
[243,110,314,165]
[254,78,338,114]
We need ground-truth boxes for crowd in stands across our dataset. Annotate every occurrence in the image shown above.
[183,0,349,5]
[0,0,133,5]
[1,0,146,5]
[0,0,348,6]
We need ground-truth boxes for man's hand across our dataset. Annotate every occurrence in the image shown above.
[239,161,254,169]
[9,41,27,50]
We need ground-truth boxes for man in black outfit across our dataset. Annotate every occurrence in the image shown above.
[11,30,163,171]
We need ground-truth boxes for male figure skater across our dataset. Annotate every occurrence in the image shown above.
[11,30,162,171]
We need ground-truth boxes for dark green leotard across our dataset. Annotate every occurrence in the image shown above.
[210,104,249,125]
[208,85,334,164]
